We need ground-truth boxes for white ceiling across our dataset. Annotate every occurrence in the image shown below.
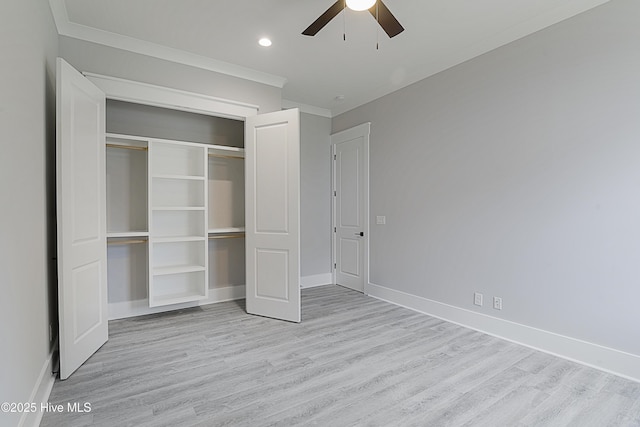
[51,0,609,117]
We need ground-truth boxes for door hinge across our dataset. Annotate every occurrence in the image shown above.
[334,154,336,160]
[334,190,337,196]
[334,227,337,232]
[334,263,337,269]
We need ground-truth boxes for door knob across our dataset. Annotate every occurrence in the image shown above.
[354,232,364,237]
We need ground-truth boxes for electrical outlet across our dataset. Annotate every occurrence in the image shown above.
[493,297,503,310]
[474,292,483,306]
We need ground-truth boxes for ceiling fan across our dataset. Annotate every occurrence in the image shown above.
[302,0,404,39]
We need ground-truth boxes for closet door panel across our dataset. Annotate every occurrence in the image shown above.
[56,58,108,380]
[246,108,300,323]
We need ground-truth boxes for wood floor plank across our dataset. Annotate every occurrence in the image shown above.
[41,285,640,426]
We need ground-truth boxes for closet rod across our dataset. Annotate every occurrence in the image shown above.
[106,143,148,151]
[107,239,148,245]
[208,153,244,160]
[208,233,245,240]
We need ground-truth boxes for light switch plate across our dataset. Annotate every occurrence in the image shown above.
[376,216,386,225]
[474,292,483,306]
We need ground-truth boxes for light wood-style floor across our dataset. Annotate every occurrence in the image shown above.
[42,285,640,426]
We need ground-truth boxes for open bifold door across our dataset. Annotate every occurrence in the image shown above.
[56,58,108,379]
[245,109,301,323]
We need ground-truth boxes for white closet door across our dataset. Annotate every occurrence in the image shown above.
[245,109,300,323]
[56,58,108,379]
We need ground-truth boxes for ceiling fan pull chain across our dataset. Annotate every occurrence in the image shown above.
[376,2,379,50]
[343,1,347,41]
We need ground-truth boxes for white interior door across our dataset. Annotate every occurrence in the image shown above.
[245,108,301,322]
[332,123,370,293]
[57,58,108,379]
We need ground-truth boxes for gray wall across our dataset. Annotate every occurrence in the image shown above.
[333,0,640,356]
[0,0,58,423]
[300,113,332,278]
[59,36,282,114]
[107,100,245,147]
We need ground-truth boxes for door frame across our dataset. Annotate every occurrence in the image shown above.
[331,123,370,294]
[85,72,259,315]
[84,72,259,120]
[83,72,301,323]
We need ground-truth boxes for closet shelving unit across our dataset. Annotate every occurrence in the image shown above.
[149,139,208,307]
[106,131,246,311]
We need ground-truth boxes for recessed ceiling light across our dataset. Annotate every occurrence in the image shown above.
[258,38,272,47]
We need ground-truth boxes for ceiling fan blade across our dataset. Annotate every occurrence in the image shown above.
[369,0,404,38]
[302,0,345,36]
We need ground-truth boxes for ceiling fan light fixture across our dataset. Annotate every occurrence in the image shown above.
[302,0,403,38]
[346,0,376,12]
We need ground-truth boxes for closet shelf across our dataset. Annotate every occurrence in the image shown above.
[208,153,244,160]
[207,144,244,153]
[208,227,245,234]
[153,236,206,243]
[108,231,149,238]
[106,143,148,151]
[151,206,205,211]
[209,234,244,240]
[106,132,150,142]
[107,239,148,246]
[153,265,206,276]
[152,174,205,181]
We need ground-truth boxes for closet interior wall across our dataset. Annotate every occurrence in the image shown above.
[106,100,246,318]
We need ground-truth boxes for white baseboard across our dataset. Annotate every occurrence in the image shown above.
[19,341,57,427]
[367,282,640,383]
[109,285,246,320]
[301,273,333,288]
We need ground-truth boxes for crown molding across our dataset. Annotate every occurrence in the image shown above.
[282,100,332,118]
[48,0,287,89]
